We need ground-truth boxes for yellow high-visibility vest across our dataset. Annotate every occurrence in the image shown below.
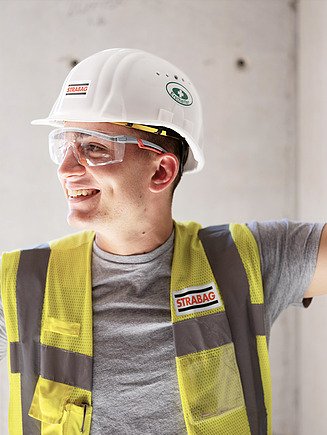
[1,222,272,434]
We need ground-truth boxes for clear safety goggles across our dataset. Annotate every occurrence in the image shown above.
[49,127,167,167]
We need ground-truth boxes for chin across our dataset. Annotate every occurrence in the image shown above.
[66,213,96,231]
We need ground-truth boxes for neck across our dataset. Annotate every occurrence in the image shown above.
[94,213,174,256]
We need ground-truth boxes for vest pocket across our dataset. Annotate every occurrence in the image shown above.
[28,376,74,424]
[28,376,92,434]
[62,403,92,435]
[176,342,246,427]
[44,317,81,337]
[40,404,93,435]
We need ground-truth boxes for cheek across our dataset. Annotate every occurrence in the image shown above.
[93,154,152,197]
[58,174,66,192]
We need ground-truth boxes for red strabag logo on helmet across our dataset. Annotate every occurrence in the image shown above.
[173,282,222,316]
[66,82,90,96]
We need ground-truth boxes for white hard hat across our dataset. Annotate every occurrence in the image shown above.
[32,48,204,173]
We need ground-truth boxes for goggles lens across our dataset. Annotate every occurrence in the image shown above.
[49,128,167,166]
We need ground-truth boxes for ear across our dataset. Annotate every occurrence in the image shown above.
[149,153,179,193]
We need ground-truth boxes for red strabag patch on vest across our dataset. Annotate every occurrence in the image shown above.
[173,282,222,316]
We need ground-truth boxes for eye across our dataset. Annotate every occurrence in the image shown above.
[83,142,111,156]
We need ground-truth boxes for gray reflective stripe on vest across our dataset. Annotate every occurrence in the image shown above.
[198,225,267,435]
[173,312,232,357]
[16,245,50,435]
[10,342,92,391]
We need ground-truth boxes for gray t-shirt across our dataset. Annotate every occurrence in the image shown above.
[0,220,324,434]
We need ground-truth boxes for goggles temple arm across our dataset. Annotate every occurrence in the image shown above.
[137,139,167,155]
[137,137,186,176]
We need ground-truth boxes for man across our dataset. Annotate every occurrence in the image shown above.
[0,48,326,435]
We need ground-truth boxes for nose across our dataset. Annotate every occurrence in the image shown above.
[57,144,86,179]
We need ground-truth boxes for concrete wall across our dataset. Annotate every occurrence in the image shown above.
[0,1,302,433]
[297,2,327,434]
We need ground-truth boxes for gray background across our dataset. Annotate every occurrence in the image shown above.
[0,1,326,434]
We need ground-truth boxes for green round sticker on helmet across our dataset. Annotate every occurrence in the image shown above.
[166,82,193,106]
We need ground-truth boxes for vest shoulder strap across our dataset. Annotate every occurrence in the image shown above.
[49,230,95,251]
[199,223,270,435]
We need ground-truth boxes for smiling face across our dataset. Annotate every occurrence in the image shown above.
[57,122,160,233]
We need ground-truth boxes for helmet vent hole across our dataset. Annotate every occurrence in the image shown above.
[182,78,185,82]
[174,75,178,80]
[156,72,160,75]
[166,73,169,77]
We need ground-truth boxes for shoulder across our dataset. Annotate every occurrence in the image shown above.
[200,222,260,255]
[1,231,95,272]
[246,219,324,256]
[200,222,262,275]
[49,230,95,251]
[1,231,95,257]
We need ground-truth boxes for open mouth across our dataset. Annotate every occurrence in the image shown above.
[67,188,100,199]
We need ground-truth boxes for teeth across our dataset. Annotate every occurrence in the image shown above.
[67,189,97,198]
